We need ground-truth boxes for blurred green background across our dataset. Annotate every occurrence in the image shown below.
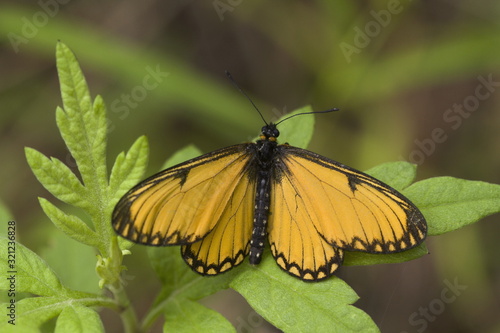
[1,1,499,332]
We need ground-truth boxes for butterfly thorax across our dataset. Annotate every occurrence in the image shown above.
[255,123,279,167]
[249,124,279,265]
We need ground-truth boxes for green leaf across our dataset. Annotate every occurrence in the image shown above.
[109,135,149,199]
[56,44,92,126]
[0,296,105,330]
[0,237,66,297]
[91,96,109,163]
[40,230,100,295]
[405,177,500,235]
[255,106,315,149]
[108,136,149,253]
[25,147,87,209]
[16,297,69,328]
[18,41,150,332]
[148,247,200,296]
[164,300,235,333]
[0,201,13,238]
[0,238,94,299]
[344,243,428,266]
[364,161,417,191]
[143,246,235,330]
[38,198,100,249]
[0,322,39,333]
[148,246,234,301]
[55,41,108,195]
[278,106,315,149]
[55,305,104,333]
[230,255,379,333]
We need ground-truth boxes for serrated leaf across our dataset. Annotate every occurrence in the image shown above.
[25,147,87,208]
[39,198,101,248]
[164,300,235,333]
[365,161,417,191]
[55,105,107,195]
[55,304,104,333]
[56,43,93,127]
[90,96,108,165]
[230,255,379,333]
[405,176,500,235]
[109,135,149,199]
[55,42,108,193]
[56,43,112,246]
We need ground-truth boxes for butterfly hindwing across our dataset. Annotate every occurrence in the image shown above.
[269,174,344,280]
[268,145,426,279]
[182,171,256,275]
[112,144,255,249]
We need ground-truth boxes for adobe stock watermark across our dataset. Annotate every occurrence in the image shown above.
[8,0,71,53]
[339,0,412,63]
[235,310,264,333]
[212,0,243,21]
[271,105,289,121]
[63,64,169,170]
[401,277,467,333]
[401,74,499,165]
[107,64,170,133]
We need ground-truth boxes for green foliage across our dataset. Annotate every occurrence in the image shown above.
[230,257,378,333]
[406,177,500,236]
[0,237,111,331]
[2,42,499,332]
[0,42,146,332]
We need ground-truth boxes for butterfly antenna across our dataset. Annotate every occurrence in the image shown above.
[275,108,340,125]
[225,70,268,125]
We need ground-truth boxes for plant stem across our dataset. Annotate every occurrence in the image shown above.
[113,285,140,333]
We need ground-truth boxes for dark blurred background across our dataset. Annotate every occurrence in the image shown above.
[1,1,499,332]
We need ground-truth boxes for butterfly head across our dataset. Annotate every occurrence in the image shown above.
[260,123,280,142]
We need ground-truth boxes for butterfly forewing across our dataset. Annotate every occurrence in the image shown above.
[112,144,255,246]
[273,145,427,254]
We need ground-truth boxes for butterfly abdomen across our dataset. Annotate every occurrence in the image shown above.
[249,133,277,265]
[249,168,272,264]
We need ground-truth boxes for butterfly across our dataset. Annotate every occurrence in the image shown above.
[112,75,427,282]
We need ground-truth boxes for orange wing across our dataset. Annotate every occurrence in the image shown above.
[268,145,427,280]
[112,144,255,247]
